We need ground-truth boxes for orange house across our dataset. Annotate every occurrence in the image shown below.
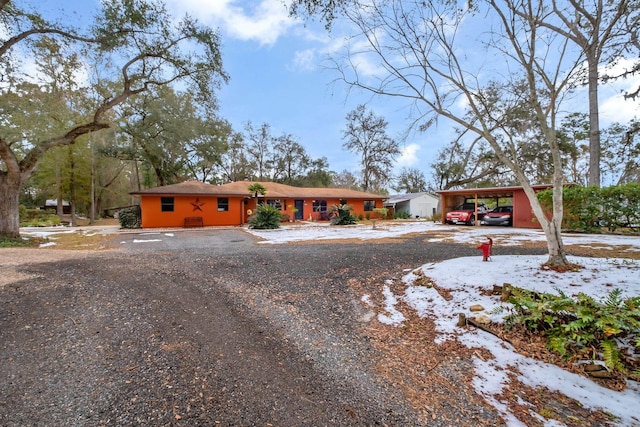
[130,181,388,228]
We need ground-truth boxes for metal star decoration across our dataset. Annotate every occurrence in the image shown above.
[191,197,205,212]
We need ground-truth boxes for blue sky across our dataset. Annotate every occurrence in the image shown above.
[54,1,640,185]
[54,0,434,178]
[177,0,432,176]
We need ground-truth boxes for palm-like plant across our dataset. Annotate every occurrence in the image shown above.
[247,183,267,209]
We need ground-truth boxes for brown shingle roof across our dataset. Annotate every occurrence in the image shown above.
[131,181,386,200]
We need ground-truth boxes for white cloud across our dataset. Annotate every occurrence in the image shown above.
[166,0,296,46]
[289,49,317,72]
[598,58,640,125]
[396,143,420,167]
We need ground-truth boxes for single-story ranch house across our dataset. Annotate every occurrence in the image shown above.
[131,181,388,228]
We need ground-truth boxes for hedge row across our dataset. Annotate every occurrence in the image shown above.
[537,183,640,233]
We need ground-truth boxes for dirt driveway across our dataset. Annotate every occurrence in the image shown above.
[1,228,549,426]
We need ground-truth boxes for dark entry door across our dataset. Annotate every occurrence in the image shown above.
[294,200,304,220]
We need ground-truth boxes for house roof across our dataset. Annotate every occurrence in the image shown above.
[131,181,387,200]
[385,192,438,204]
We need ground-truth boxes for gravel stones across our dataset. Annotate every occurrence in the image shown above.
[0,229,547,426]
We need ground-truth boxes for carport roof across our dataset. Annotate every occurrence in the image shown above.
[437,184,553,198]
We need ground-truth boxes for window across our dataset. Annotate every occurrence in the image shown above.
[364,200,376,211]
[161,197,174,212]
[218,197,229,212]
[267,199,282,210]
[312,200,327,212]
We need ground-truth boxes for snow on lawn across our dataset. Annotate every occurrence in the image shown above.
[396,255,640,426]
[19,226,173,247]
[249,221,640,426]
[247,220,443,242]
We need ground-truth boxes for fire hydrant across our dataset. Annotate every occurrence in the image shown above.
[477,237,493,261]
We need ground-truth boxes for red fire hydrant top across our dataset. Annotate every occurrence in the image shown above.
[477,237,493,261]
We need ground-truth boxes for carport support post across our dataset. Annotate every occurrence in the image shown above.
[474,193,480,226]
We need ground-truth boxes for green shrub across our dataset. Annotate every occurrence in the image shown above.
[497,286,640,379]
[330,203,357,225]
[0,235,47,248]
[537,183,640,233]
[118,205,141,229]
[373,208,388,219]
[19,207,61,227]
[394,210,411,219]
[248,204,283,229]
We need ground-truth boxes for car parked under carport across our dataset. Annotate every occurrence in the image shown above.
[438,185,555,229]
[482,206,513,226]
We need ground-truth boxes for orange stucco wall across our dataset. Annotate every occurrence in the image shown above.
[139,195,385,228]
[139,195,246,228]
[295,198,381,221]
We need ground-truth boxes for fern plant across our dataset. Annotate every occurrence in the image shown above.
[502,286,640,378]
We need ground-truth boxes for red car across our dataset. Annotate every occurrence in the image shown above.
[445,203,488,225]
[482,206,513,226]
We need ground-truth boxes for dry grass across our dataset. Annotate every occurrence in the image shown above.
[43,231,119,250]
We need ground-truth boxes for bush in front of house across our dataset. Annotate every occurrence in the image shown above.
[118,205,141,229]
[330,203,356,225]
[248,204,283,229]
[394,210,411,219]
[373,208,388,219]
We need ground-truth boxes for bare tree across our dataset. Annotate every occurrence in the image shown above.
[516,0,639,187]
[331,169,360,190]
[215,132,253,183]
[430,129,505,191]
[244,122,273,181]
[343,104,400,192]
[271,135,311,185]
[289,0,601,267]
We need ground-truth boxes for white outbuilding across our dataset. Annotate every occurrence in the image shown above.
[384,192,439,219]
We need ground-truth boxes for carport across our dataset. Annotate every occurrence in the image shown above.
[437,185,552,229]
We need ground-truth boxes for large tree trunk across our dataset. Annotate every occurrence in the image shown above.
[543,219,569,266]
[587,56,601,187]
[0,174,22,239]
[521,182,569,267]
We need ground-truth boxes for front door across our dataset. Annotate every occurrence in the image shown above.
[294,200,304,220]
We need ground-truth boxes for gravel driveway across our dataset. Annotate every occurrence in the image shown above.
[0,228,547,426]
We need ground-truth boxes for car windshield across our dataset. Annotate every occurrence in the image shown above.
[493,206,512,213]
[457,203,485,210]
